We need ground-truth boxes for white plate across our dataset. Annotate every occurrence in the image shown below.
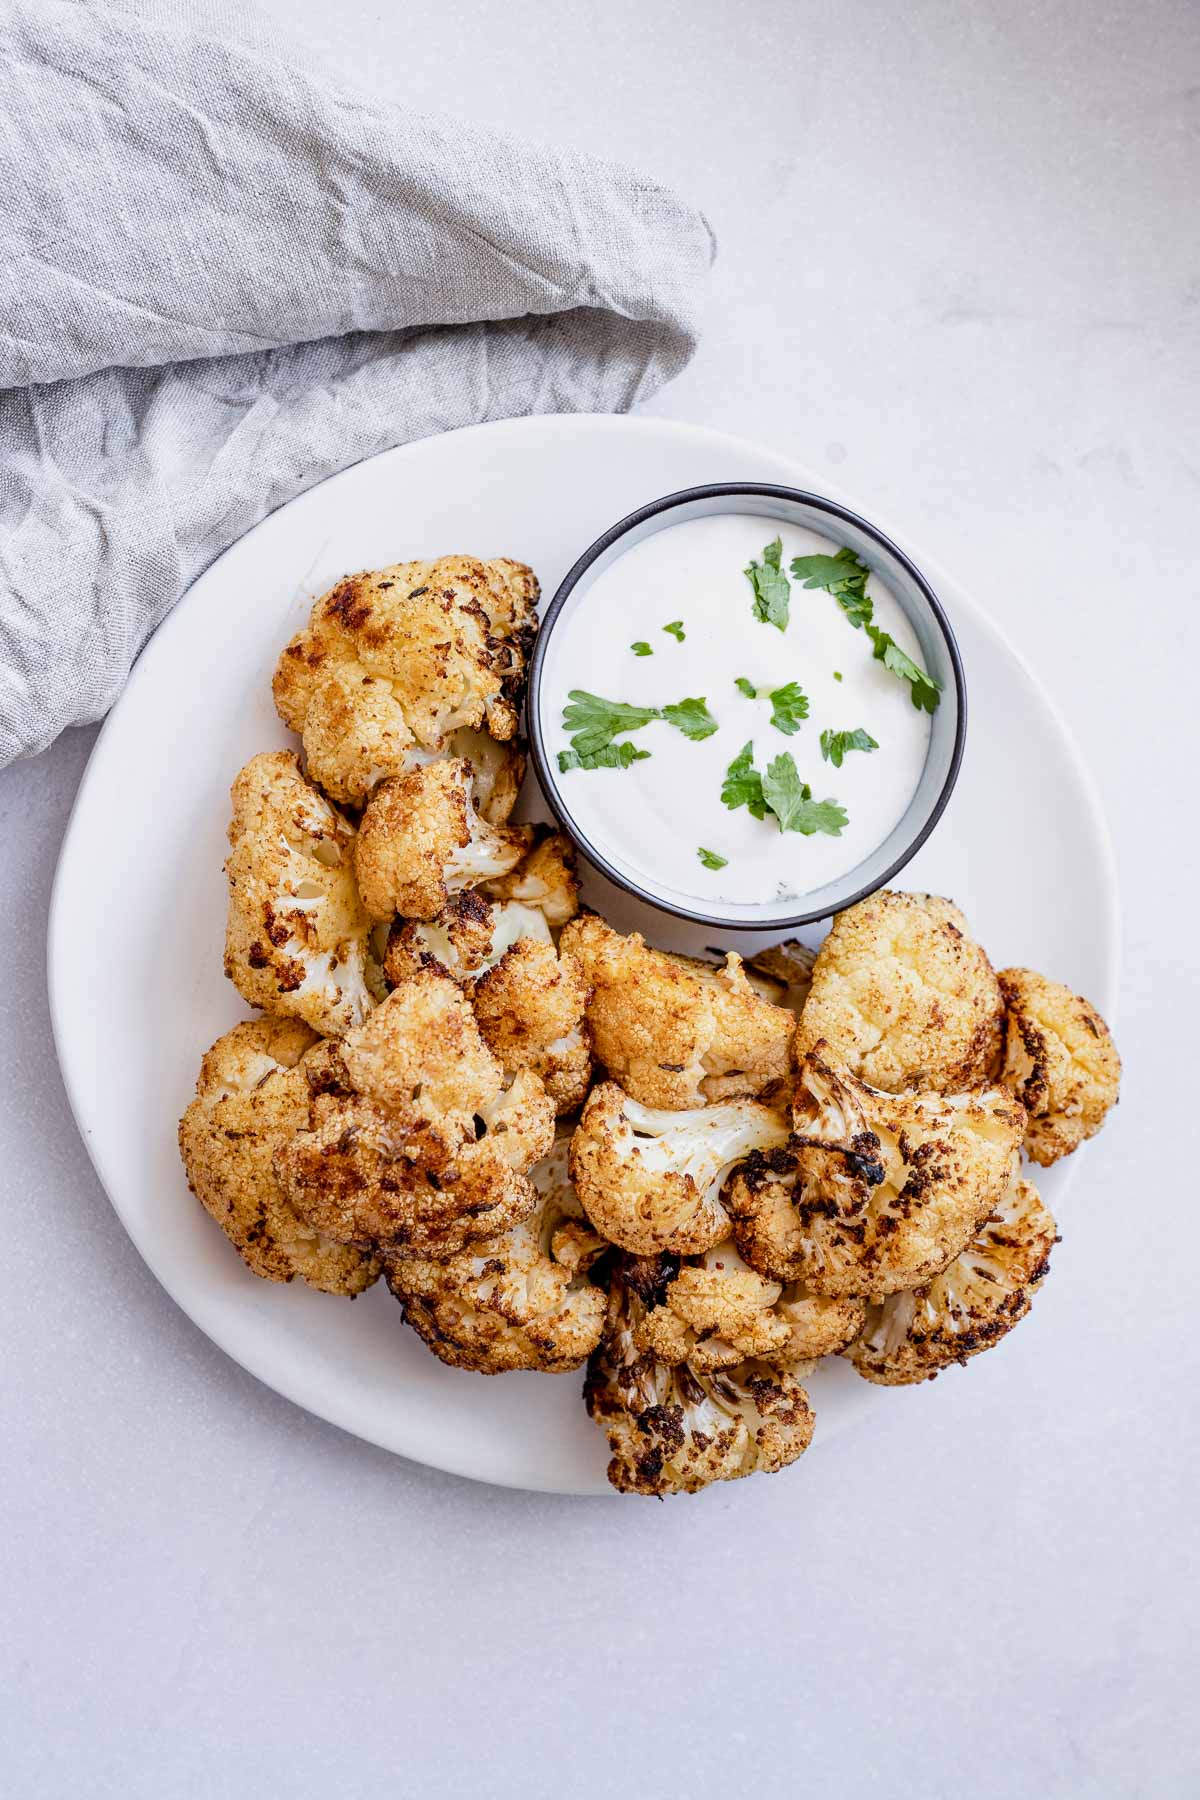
[49,416,1119,1496]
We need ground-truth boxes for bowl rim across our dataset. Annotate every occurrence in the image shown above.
[527,480,968,931]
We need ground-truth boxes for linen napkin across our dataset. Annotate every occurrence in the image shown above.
[0,0,714,766]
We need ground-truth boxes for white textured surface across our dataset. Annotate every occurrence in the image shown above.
[2,2,1197,1795]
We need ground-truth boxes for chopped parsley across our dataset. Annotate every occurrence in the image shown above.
[720,740,768,819]
[767,681,809,736]
[790,546,873,629]
[820,726,879,767]
[721,742,847,837]
[697,847,728,871]
[662,696,718,741]
[833,670,843,682]
[630,640,653,657]
[735,676,758,698]
[865,626,942,712]
[560,689,661,758]
[557,742,651,773]
[663,619,686,642]
[744,536,790,632]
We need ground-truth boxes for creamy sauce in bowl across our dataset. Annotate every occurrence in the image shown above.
[538,513,937,916]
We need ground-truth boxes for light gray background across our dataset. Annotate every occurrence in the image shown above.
[2,2,1197,1796]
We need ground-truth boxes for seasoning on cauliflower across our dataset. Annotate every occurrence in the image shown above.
[354,757,532,921]
[274,974,555,1256]
[569,1081,790,1256]
[483,830,581,931]
[559,913,794,1108]
[473,937,593,1115]
[794,890,1005,1093]
[634,1240,865,1372]
[223,750,384,1036]
[178,1017,379,1295]
[997,967,1121,1166]
[584,1264,816,1495]
[383,1127,608,1374]
[384,892,552,987]
[726,1041,1025,1297]
[272,556,539,802]
[846,1175,1058,1384]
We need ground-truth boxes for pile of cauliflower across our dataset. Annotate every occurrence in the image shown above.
[179,553,1122,1499]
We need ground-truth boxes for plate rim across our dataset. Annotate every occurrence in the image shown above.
[46,411,1122,1492]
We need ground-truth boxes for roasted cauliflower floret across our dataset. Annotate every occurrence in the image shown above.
[354,757,532,921]
[223,750,384,1036]
[726,1042,1025,1297]
[384,892,551,986]
[569,1081,790,1256]
[473,937,593,1115]
[272,556,538,802]
[383,1128,607,1373]
[560,913,793,1108]
[633,1241,864,1373]
[795,891,1004,1093]
[997,967,1121,1166]
[178,1018,379,1295]
[483,831,581,931]
[584,1267,815,1496]
[847,1174,1057,1384]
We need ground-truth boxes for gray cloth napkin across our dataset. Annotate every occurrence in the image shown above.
[0,0,714,767]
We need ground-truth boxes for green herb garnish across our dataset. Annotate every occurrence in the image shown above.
[557,742,651,773]
[735,676,757,698]
[865,626,942,712]
[767,681,809,736]
[697,847,728,871]
[820,727,879,768]
[663,620,686,642]
[662,696,718,741]
[720,740,768,819]
[833,670,843,682]
[744,537,790,632]
[631,641,653,657]
[790,547,873,629]
[560,689,661,758]
[760,752,848,836]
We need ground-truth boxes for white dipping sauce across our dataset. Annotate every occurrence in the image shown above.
[541,514,933,908]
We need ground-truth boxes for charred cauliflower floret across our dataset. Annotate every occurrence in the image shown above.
[997,967,1121,1166]
[560,913,793,1108]
[383,1127,607,1373]
[584,1266,816,1496]
[633,1241,864,1373]
[482,831,580,931]
[223,750,384,1036]
[795,891,1004,1093]
[384,892,552,986]
[354,757,532,921]
[847,1174,1058,1384]
[726,1042,1025,1297]
[569,1081,790,1256]
[473,937,593,1116]
[272,556,538,802]
[747,940,818,1016]
[178,1018,379,1295]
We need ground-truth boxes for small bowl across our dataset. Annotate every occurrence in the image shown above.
[527,482,966,931]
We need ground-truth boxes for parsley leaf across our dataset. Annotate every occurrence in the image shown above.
[631,640,653,657]
[745,536,790,631]
[767,681,809,736]
[662,696,718,741]
[720,741,768,819]
[820,727,879,768]
[560,689,661,757]
[833,670,843,682]
[697,847,728,871]
[761,752,848,835]
[790,546,873,629]
[865,627,942,712]
[557,742,651,773]
[734,676,757,698]
[663,620,686,642]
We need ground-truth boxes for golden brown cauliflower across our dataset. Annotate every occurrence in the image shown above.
[354,757,532,921]
[384,891,553,986]
[223,751,384,1036]
[473,937,592,1116]
[633,1241,864,1373]
[383,1128,608,1374]
[584,1265,816,1496]
[482,830,581,930]
[560,913,794,1108]
[569,1081,790,1256]
[178,1017,379,1295]
[726,1042,1025,1297]
[271,556,538,803]
[795,891,1004,1093]
[997,967,1121,1166]
[847,1174,1058,1384]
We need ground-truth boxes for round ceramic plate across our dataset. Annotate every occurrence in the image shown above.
[49,416,1119,1496]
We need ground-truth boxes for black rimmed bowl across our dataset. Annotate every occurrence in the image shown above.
[527,482,966,931]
